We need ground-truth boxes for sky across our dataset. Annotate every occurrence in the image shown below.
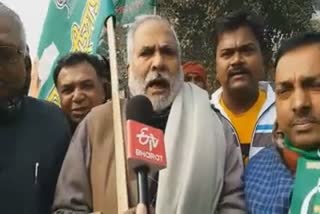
[4,0,320,57]
[2,0,50,57]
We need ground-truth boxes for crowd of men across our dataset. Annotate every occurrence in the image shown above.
[1,1,320,214]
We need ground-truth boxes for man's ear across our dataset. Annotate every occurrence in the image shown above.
[102,79,111,101]
[24,55,32,73]
[23,54,32,95]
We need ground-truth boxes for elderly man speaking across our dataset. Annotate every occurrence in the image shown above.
[52,15,245,214]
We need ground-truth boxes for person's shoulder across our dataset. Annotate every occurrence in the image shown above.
[251,146,278,161]
[86,99,127,124]
[89,99,122,120]
[24,96,64,117]
[184,83,211,107]
[252,146,278,157]
[23,97,71,145]
[90,100,113,116]
[188,82,209,98]
[24,96,69,130]
[246,146,279,173]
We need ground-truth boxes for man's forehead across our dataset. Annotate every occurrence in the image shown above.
[135,19,171,33]
[276,44,320,82]
[0,15,21,47]
[133,20,177,46]
[186,72,200,77]
[60,62,97,76]
[217,26,259,49]
[59,66,98,85]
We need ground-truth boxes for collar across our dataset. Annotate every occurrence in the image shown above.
[210,81,275,118]
[0,95,24,122]
[151,105,171,132]
[280,148,299,175]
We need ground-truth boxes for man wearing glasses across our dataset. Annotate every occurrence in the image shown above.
[0,3,70,214]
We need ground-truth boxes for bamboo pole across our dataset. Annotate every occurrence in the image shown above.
[106,16,129,213]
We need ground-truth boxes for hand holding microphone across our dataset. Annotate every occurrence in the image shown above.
[126,95,167,213]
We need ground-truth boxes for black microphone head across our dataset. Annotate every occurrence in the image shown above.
[126,95,154,126]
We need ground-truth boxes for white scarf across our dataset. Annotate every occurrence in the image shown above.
[156,83,226,214]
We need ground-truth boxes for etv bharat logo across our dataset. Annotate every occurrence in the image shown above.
[136,127,159,152]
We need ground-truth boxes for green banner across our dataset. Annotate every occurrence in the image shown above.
[37,0,114,105]
[114,0,156,25]
[290,158,320,214]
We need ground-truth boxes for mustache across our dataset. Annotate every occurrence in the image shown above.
[291,116,319,126]
[146,77,170,89]
[228,67,250,77]
[144,71,170,89]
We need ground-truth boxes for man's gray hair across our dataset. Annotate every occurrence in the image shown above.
[0,3,27,53]
[126,14,181,63]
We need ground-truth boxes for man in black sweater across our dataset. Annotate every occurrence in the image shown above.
[0,3,71,213]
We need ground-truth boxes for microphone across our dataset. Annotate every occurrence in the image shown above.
[126,95,167,210]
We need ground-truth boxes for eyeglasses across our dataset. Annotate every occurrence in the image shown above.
[0,45,24,64]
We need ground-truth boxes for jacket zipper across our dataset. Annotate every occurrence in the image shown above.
[212,103,274,157]
[248,104,275,156]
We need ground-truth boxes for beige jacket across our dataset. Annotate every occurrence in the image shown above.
[52,100,137,214]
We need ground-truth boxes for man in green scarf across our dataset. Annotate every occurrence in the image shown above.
[244,32,320,214]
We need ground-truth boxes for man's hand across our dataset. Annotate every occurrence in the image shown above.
[123,207,137,214]
[123,203,154,214]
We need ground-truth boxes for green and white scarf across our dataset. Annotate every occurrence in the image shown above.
[284,136,320,214]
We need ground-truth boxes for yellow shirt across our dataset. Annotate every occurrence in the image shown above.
[220,90,266,163]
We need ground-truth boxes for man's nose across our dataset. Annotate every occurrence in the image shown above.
[291,88,311,116]
[230,52,244,66]
[151,52,165,72]
[72,88,85,103]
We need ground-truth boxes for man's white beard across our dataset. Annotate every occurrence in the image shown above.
[128,69,183,112]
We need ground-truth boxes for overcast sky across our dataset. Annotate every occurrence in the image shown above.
[4,0,320,57]
[2,0,50,57]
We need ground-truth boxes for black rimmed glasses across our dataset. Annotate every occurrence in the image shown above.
[0,45,24,64]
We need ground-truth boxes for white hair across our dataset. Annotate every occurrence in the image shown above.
[127,15,184,112]
[0,3,27,53]
[126,14,181,63]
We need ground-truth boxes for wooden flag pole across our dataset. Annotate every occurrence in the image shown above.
[106,16,129,213]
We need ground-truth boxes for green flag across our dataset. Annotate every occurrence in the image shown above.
[37,0,114,105]
[114,0,156,25]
